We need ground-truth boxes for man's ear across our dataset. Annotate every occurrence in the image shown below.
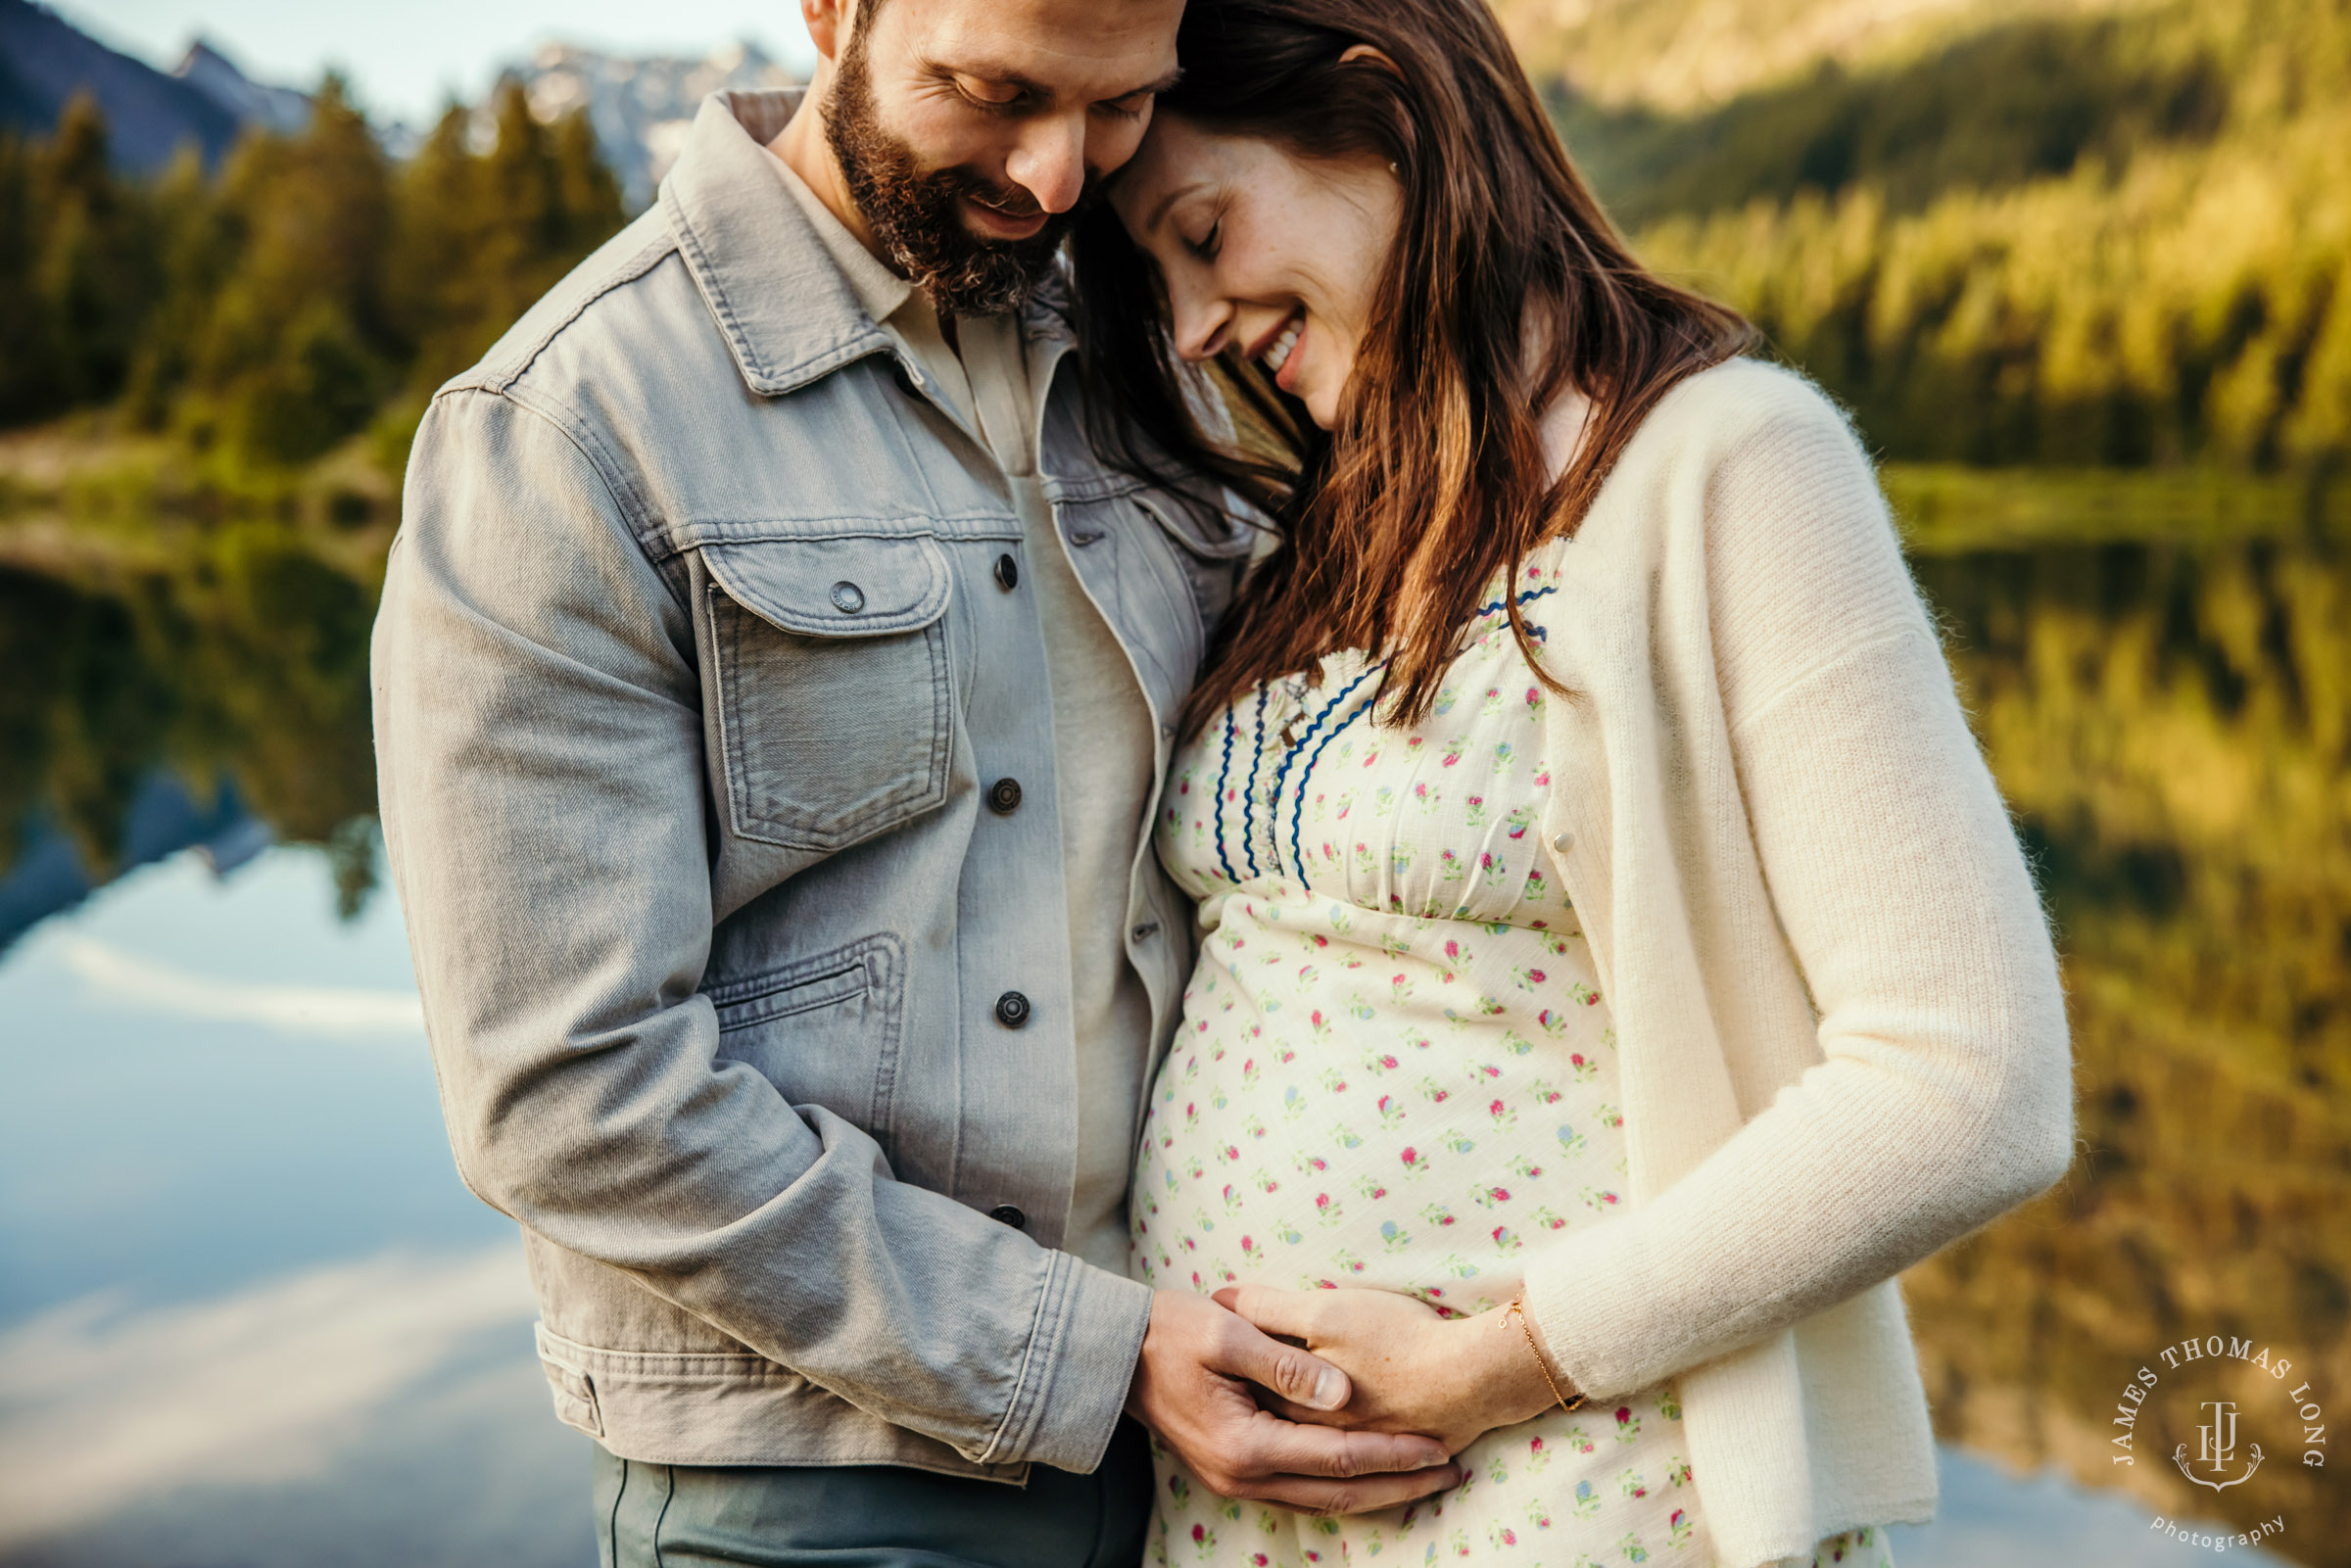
[1337,43,1404,78]
[803,0,849,64]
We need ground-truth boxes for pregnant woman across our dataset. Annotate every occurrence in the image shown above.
[1078,2,2075,1565]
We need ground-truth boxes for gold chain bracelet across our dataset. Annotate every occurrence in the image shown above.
[1505,1292,1586,1412]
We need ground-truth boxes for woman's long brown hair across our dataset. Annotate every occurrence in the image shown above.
[1072,0,1755,736]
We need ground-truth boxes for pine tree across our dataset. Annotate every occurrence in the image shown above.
[190,75,396,465]
[0,131,52,424]
[32,94,154,409]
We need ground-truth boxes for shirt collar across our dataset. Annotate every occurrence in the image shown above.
[767,146,914,331]
[659,88,1078,398]
[659,89,891,397]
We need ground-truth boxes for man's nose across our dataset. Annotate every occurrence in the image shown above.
[1003,115,1088,214]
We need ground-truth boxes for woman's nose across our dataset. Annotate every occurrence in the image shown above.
[1168,281,1232,362]
[1004,116,1088,215]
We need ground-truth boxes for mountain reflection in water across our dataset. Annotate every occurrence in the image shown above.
[0,501,2340,1564]
[1905,533,2349,1564]
[0,523,383,944]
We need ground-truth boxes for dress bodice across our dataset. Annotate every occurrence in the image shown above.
[1130,547,1894,1568]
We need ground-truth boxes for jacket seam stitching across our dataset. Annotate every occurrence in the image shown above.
[457,234,674,397]
[495,381,653,532]
[978,1250,1067,1464]
[662,184,772,385]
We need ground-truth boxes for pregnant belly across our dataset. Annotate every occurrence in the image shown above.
[1129,1017,1557,1317]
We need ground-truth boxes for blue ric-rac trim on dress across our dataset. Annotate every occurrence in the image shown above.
[1246,583,1559,890]
[1479,584,1558,622]
[1279,664,1385,887]
[1239,686,1268,879]
[1212,706,1241,885]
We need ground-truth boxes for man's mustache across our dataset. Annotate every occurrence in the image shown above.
[963,181,1044,218]
[943,169,1106,225]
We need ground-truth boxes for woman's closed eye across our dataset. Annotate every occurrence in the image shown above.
[1185,218,1223,261]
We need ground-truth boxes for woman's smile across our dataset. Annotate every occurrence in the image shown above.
[1251,309,1307,388]
[1109,115,1400,429]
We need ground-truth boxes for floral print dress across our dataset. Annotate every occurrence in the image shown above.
[1131,548,1895,1568]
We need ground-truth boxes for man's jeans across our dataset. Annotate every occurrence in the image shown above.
[594,1420,1155,1567]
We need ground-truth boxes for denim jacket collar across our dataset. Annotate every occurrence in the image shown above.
[661,90,1080,403]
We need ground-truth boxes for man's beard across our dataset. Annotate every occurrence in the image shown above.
[823,30,1082,317]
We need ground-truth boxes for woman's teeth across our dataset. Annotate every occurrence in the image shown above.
[1264,318,1302,375]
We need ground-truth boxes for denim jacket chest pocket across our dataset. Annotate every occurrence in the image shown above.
[698,536,955,853]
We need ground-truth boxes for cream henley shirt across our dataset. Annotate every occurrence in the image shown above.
[770,150,1157,1274]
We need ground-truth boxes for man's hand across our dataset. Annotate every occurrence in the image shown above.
[1126,1289,1461,1513]
[1215,1284,1566,1456]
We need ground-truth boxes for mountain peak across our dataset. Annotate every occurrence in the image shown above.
[171,36,310,134]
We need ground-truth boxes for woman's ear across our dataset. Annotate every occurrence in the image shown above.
[1337,43,1404,78]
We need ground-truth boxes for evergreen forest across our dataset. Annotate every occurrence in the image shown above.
[1546,0,2351,471]
[0,79,622,472]
[5,0,2349,478]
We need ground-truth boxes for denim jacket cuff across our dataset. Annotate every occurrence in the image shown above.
[976,1251,1154,1473]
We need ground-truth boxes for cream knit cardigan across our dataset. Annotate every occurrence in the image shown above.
[1516,358,2074,1567]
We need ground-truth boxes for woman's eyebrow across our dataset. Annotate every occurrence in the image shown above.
[1142,180,1207,236]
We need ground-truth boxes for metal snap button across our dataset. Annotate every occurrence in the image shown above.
[1130,922,1161,941]
[994,553,1020,591]
[1551,831,1574,854]
[831,581,866,615]
[987,778,1023,815]
[988,1204,1027,1230]
[994,990,1032,1028]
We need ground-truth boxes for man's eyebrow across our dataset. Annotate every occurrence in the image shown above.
[1121,67,1186,99]
[927,59,1185,105]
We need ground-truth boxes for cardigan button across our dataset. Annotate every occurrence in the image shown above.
[1551,831,1574,854]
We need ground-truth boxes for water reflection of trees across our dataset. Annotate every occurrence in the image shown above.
[2,516,2343,1553]
[0,526,381,905]
[1907,535,2350,1565]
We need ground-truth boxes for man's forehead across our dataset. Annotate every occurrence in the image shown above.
[890,0,1184,90]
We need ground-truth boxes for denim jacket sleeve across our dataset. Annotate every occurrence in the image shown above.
[371,387,1153,1472]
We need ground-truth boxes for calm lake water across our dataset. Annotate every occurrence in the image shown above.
[0,490,2340,1567]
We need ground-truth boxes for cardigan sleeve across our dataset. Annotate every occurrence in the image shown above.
[1522,386,2076,1400]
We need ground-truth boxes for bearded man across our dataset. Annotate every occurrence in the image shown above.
[370,1,1454,1563]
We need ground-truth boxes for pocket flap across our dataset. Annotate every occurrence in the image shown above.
[703,536,952,638]
[1136,492,1258,561]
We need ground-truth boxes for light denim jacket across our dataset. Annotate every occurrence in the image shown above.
[370,92,1249,1480]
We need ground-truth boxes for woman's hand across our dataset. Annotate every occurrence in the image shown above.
[1215,1284,1572,1456]
[1127,1289,1463,1512]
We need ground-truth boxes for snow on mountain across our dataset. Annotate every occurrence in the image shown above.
[171,37,310,135]
[500,40,801,209]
